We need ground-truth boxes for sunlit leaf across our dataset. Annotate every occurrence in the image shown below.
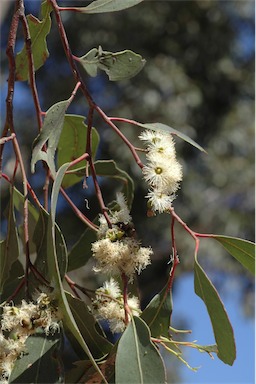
[141,282,172,338]
[9,329,63,383]
[195,343,218,355]
[137,122,206,152]
[15,1,52,81]
[0,190,20,294]
[57,114,99,188]
[76,0,143,14]
[78,48,99,77]
[78,47,145,81]
[66,292,112,358]
[115,316,166,384]
[211,235,255,275]
[31,99,72,176]
[194,258,236,365]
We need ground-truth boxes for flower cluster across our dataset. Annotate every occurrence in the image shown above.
[91,279,140,334]
[0,288,61,383]
[139,129,183,213]
[92,193,152,279]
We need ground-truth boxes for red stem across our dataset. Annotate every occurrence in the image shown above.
[2,0,33,294]
[58,7,83,13]
[0,133,16,144]
[86,107,112,226]
[96,107,144,169]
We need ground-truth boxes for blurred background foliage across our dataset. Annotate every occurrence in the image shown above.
[0,0,254,374]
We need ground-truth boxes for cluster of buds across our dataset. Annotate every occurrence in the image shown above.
[92,193,152,279]
[91,279,140,334]
[0,288,61,383]
[139,129,183,213]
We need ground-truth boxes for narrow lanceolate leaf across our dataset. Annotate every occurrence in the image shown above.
[141,283,172,338]
[116,316,166,384]
[194,258,236,365]
[211,235,255,275]
[33,207,68,281]
[31,98,72,176]
[76,0,143,14]
[0,191,19,294]
[15,1,52,81]
[68,159,134,208]
[48,164,107,383]
[57,114,99,188]
[94,160,134,207]
[9,329,63,383]
[137,122,206,152]
[68,227,97,272]
[78,47,145,81]
[66,292,112,358]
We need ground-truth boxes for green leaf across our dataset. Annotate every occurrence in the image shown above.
[68,226,97,272]
[15,1,52,81]
[31,98,73,176]
[12,185,67,281]
[94,160,134,207]
[66,292,112,358]
[195,344,218,355]
[65,360,93,384]
[33,208,68,281]
[137,122,206,153]
[0,190,20,294]
[211,235,255,275]
[57,114,99,188]
[194,258,236,365]
[77,0,143,14]
[9,329,63,383]
[70,160,134,208]
[78,48,99,77]
[0,260,24,304]
[115,316,166,384]
[48,164,107,383]
[78,47,145,81]
[141,282,172,338]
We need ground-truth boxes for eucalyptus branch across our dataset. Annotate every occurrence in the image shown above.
[2,0,34,294]
[0,0,21,171]
[96,106,144,169]
[50,0,95,107]
[170,207,200,255]
[19,12,42,131]
[0,133,16,144]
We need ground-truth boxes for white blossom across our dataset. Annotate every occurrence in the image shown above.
[139,129,183,213]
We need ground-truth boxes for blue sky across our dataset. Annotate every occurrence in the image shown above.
[171,274,255,383]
